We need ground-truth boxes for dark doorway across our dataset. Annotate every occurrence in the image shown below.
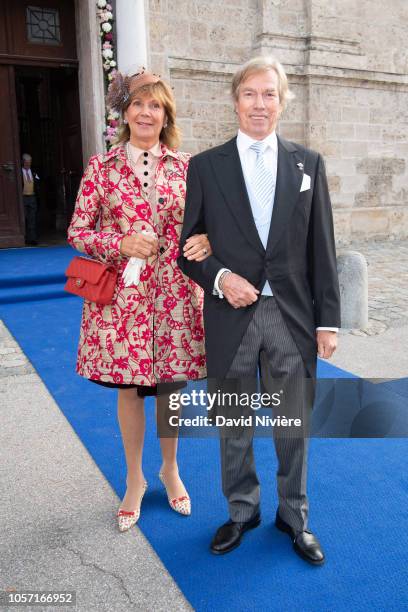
[15,65,83,245]
[0,0,81,248]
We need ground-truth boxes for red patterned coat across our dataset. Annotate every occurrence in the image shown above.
[67,143,206,385]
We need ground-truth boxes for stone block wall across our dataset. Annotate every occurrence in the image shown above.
[307,79,408,244]
[145,0,408,244]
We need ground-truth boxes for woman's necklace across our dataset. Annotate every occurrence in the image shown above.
[126,141,138,171]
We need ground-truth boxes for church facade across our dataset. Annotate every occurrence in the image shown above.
[1,0,407,247]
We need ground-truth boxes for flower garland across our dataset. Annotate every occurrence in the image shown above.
[96,0,119,148]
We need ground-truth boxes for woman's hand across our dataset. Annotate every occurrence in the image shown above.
[183,233,212,262]
[120,233,159,259]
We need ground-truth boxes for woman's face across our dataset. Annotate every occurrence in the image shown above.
[124,93,166,146]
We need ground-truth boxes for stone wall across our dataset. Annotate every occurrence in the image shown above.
[147,0,258,153]
[145,0,408,244]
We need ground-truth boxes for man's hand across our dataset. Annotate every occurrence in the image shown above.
[316,330,338,359]
[120,233,158,259]
[221,272,259,308]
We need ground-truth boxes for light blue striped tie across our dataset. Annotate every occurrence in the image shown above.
[250,141,275,209]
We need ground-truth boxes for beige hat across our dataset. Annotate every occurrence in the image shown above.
[106,68,161,113]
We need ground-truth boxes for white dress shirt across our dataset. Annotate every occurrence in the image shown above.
[214,130,277,296]
[237,129,278,185]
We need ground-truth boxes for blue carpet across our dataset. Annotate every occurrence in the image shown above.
[0,245,74,286]
[1,247,407,611]
[0,245,75,304]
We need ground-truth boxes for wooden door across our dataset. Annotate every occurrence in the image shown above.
[0,0,79,247]
[1,0,77,65]
[53,68,83,230]
[0,65,24,248]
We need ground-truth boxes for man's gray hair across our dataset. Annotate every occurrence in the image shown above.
[231,55,295,110]
[22,153,32,162]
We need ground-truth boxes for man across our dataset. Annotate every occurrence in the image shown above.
[178,56,340,565]
[21,153,40,246]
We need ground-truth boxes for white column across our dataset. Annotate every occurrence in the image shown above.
[116,0,147,74]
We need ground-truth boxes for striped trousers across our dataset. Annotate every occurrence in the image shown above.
[219,295,314,531]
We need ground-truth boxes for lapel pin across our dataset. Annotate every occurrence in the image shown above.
[296,162,304,171]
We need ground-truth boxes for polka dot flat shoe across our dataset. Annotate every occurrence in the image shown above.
[117,481,148,532]
[159,471,191,516]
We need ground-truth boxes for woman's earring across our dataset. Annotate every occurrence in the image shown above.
[163,122,168,128]
[123,118,128,124]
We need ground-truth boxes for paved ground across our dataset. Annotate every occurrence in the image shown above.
[0,239,407,610]
[0,322,191,612]
[340,239,408,335]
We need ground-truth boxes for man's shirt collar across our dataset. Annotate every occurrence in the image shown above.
[237,129,278,155]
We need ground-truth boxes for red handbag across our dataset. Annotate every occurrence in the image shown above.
[64,256,118,304]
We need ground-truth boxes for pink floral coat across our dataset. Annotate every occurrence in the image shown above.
[67,143,206,385]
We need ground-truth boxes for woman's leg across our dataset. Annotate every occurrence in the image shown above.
[156,393,189,500]
[117,388,146,510]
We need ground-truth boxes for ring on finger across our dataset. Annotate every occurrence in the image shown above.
[202,248,208,255]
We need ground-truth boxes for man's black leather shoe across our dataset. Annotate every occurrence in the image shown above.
[275,511,325,565]
[210,513,261,555]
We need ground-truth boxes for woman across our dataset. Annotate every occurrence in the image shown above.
[67,68,211,531]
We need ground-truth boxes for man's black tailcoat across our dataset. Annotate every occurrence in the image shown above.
[178,135,341,380]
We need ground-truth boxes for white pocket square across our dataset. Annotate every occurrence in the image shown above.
[300,173,311,192]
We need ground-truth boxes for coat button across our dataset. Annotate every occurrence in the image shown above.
[158,197,164,204]
[159,246,165,254]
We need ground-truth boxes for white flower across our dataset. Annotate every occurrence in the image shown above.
[102,48,113,59]
[102,22,112,32]
[110,60,116,67]
[104,11,113,20]
[97,0,107,8]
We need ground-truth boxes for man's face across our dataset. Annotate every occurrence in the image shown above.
[235,69,282,140]
[23,158,32,169]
